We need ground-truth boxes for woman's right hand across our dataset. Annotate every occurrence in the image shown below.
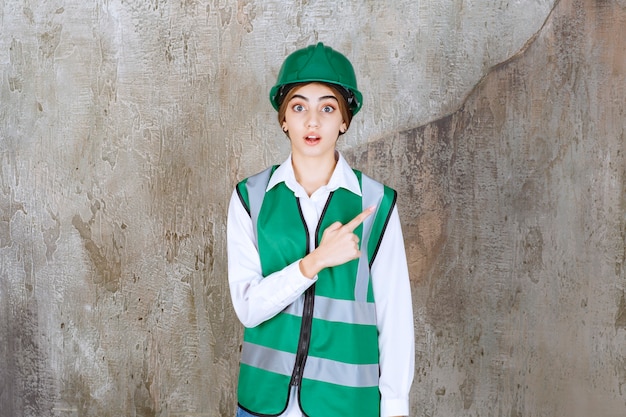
[299,206,374,278]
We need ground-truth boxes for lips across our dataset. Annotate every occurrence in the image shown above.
[305,134,320,145]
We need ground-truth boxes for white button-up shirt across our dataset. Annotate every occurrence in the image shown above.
[227,153,415,417]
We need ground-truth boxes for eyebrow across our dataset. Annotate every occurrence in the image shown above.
[290,94,339,102]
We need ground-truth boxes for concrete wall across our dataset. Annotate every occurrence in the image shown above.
[1,0,624,416]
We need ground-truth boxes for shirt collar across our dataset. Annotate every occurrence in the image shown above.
[266,152,362,197]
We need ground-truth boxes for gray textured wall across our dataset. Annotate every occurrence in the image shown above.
[1,0,624,416]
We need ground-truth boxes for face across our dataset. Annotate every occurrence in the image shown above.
[281,83,347,162]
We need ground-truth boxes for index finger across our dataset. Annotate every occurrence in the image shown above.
[343,206,376,232]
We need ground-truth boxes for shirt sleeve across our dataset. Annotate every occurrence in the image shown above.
[371,205,415,417]
[227,190,317,328]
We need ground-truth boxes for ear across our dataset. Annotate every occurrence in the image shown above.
[282,124,288,132]
[340,122,347,133]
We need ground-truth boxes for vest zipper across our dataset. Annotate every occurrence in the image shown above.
[289,193,334,388]
[290,285,315,387]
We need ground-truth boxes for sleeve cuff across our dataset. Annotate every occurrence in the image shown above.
[290,259,318,282]
[381,398,409,417]
[271,260,316,303]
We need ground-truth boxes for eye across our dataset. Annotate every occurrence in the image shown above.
[321,105,335,113]
[292,104,305,112]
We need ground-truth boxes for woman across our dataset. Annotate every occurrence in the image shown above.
[228,43,414,417]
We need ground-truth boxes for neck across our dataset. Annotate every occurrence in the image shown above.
[292,152,338,196]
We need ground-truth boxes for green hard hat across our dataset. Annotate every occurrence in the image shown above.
[269,42,363,115]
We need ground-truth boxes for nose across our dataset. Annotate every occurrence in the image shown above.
[306,112,319,128]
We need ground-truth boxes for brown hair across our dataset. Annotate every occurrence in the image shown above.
[277,82,354,136]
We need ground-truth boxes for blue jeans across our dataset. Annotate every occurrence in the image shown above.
[236,407,257,417]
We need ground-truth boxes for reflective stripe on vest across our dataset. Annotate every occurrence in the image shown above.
[245,166,273,248]
[283,295,377,326]
[355,174,384,302]
[241,341,379,388]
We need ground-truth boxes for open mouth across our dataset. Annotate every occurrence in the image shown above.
[305,135,320,145]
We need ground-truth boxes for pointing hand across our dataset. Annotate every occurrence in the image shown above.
[299,206,375,278]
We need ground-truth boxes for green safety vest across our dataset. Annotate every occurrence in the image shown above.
[235,166,397,417]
